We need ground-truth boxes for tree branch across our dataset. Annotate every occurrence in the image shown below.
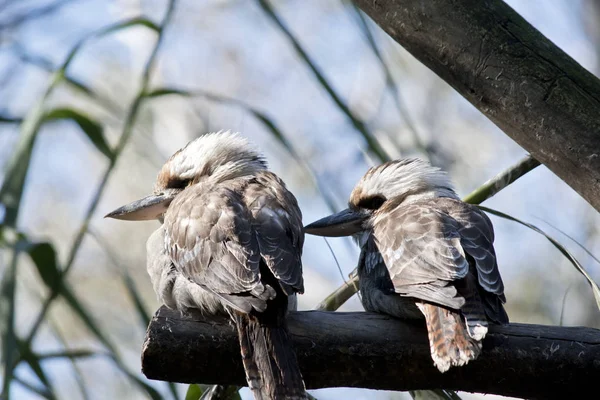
[353,0,600,212]
[142,306,600,400]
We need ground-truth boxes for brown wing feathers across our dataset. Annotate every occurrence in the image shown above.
[164,173,306,399]
[373,197,507,372]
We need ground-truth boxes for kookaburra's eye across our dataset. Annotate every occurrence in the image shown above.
[168,177,192,189]
[357,195,386,210]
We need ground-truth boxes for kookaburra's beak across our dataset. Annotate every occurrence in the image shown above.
[104,190,179,221]
[304,208,369,237]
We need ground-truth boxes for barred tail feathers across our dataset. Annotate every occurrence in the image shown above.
[416,302,482,373]
[233,312,307,400]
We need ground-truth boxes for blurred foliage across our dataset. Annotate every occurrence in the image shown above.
[1,2,176,399]
[479,206,600,310]
[1,1,599,400]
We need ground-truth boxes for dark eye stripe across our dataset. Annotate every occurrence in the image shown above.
[357,195,386,210]
[167,177,191,189]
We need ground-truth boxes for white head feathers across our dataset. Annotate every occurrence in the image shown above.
[350,158,458,207]
[154,130,267,192]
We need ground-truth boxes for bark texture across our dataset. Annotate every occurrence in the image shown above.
[142,306,600,399]
[354,0,600,212]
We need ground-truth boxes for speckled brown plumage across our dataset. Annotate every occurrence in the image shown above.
[162,171,307,399]
[306,158,508,373]
[110,132,307,399]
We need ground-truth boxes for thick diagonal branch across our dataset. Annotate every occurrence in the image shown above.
[142,306,600,399]
[353,0,600,212]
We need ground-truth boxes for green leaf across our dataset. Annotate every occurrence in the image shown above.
[3,243,58,400]
[0,115,22,123]
[37,349,98,360]
[479,206,600,311]
[1,12,169,400]
[12,236,91,399]
[145,88,189,98]
[20,237,117,355]
[63,18,160,68]
[65,78,94,97]
[537,218,600,269]
[0,34,100,228]
[96,17,160,36]
[88,229,177,399]
[17,233,160,400]
[43,108,113,160]
[0,11,132,227]
[17,340,57,400]
[23,242,61,290]
[187,385,242,400]
[64,78,122,117]
[22,3,177,397]
[0,93,48,228]
[197,385,241,400]
[185,384,203,400]
[1,251,19,397]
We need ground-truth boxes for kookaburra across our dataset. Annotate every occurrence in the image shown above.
[304,158,508,372]
[105,131,307,399]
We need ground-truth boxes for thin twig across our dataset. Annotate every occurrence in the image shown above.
[463,155,541,204]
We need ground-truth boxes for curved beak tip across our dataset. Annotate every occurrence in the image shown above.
[104,209,125,220]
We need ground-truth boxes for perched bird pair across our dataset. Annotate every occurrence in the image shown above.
[106,131,508,399]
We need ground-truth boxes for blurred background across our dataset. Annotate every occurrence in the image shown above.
[1,0,600,399]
